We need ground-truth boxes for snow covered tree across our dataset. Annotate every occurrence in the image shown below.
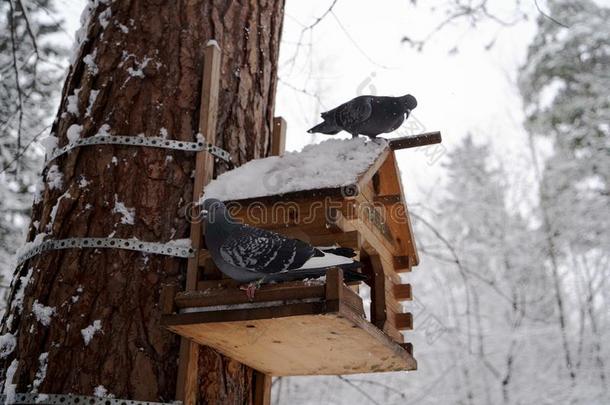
[0,0,65,302]
[519,0,609,396]
[0,0,284,403]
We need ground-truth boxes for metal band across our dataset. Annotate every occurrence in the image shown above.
[16,237,194,266]
[46,135,231,164]
[0,393,181,405]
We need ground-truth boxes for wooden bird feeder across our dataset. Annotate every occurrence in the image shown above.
[161,127,441,377]
[160,38,442,405]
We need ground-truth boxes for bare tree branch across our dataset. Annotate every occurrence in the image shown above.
[8,0,24,150]
[534,0,570,28]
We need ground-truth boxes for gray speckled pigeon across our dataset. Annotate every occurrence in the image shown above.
[308,94,417,139]
[202,199,365,290]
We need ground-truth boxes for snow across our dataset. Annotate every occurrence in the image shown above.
[83,49,99,75]
[2,359,18,404]
[32,301,55,326]
[15,232,47,265]
[127,57,151,78]
[206,39,220,49]
[66,124,83,143]
[66,88,81,116]
[86,89,99,117]
[32,352,48,392]
[98,7,112,29]
[203,138,387,201]
[96,123,111,137]
[93,385,113,398]
[46,165,63,190]
[32,177,45,204]
[48,191,72,227]
[166,238,192,249]
[78,176,90,188]
[113,195,135,225]
[39,135,58,155]
[0,333,16,358]
[81,320,102,345]
[11,267,34,314]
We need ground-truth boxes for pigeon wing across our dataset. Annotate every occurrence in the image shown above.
[335,96,373,129]
[219,225,316,274]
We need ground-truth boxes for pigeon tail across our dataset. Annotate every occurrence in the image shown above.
[307,121,341,135]
[318,247,357,258]
[263,264,366,283]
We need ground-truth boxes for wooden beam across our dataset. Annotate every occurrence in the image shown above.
[368,255,387,329]
[177,41,221,405]
[394,284,412,301]
[393,255,411,272]
[176,283,325,308]
[307,231,361,251]
[400,342,414,357]
[389,131,442,150]
[395,312,413,330]
[373,194,402,205]
[270,117,287,156]
[253,370,272,405]
[325,267,344,303]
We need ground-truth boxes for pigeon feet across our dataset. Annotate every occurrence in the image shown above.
[240,281,262,301]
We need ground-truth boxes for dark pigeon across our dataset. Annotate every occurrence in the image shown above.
[308,94,417,139]
[202,199,366,288]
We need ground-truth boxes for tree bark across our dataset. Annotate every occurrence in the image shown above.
[0,0,284,403]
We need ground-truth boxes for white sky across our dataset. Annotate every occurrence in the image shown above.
[56,0,603,202]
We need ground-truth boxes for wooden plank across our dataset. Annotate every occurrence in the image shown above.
[377,151,419,265]
[383,322,405,344]
[325,267,344,302]
[188,42,221,289]
[177,41,222,405]
[197,249,211,267]
[394,284,412,301]
[342,284,365,317]
[270,117,287,156]
[164,301,416,376]
[389,131,442,150]
[164,302,328,326]
[374,194,402,204]
[307,231,361,251]
[368,255,386,329]
[197,278,240,291]
[176,283,325,308]
[356,147,390,188]
[253,370,272,405]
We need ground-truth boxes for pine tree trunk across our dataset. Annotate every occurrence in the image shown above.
[0,0,284,403]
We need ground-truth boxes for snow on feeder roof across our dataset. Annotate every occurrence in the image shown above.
[203,138,388,201]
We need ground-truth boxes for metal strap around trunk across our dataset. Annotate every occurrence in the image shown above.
[0,393,181,404]
[16,237,194,266]
[46,134,231,164]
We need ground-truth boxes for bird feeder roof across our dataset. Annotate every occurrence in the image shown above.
[203,138,388,202]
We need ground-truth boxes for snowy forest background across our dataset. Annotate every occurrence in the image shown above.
[0,0,608,404]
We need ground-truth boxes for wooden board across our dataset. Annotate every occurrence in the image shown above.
[177,41,222,405]
[163,301,416,376]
